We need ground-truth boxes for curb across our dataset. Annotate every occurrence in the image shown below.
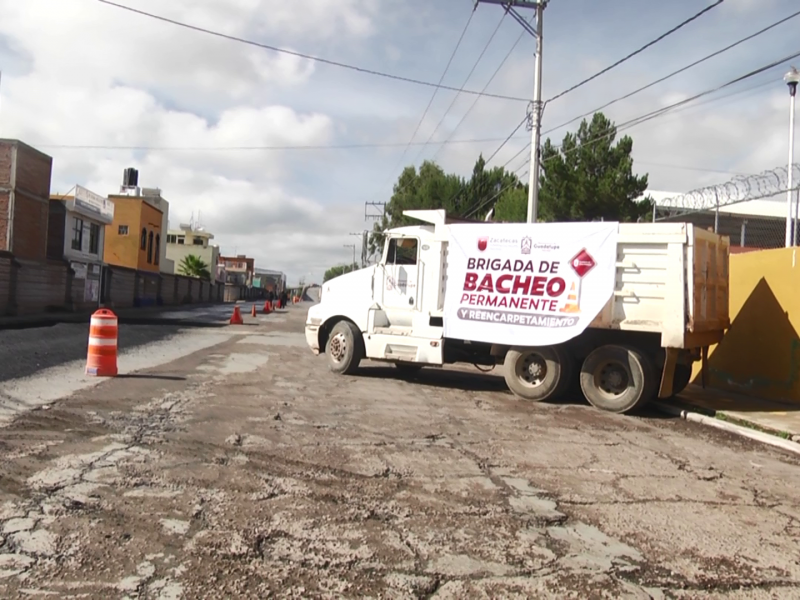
[654,402,800,457]
[0,303,231,330]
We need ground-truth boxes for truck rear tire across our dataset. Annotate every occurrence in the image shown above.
[504,346,572,403]
[579,345,656,414]
[325,320,364,375]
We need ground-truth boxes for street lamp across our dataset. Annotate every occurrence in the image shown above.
[784,66,799,247]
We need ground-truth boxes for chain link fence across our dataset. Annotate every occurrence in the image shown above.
[653,163,800,249]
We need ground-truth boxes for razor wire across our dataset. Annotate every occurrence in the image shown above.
[655,162,800,214]
[654,162,800,248]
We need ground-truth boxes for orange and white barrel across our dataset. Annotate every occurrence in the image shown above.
[85,309,118,377]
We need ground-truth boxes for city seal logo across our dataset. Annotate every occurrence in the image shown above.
[477,237,489,252]
[521,236,532,255]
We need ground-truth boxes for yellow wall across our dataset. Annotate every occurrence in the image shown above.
[693,247,800,405]
[104,197,163,273]
[104,198,141,269]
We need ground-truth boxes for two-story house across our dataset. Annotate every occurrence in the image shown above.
[218,255,254,287]
[166,224,220,279]
[47,184,115,303]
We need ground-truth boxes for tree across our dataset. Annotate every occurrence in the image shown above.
[494,112,651,223]
[370,156,526,254]
[323,264,359,283]
[178,254,211,280]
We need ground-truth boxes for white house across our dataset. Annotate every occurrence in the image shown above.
[48,184,115,303]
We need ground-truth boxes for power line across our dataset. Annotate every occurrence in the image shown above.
[380,16,529,216]
[96,0,529,103]
[545,7,800,134]
[409,11,508,167]
[431,16,533,165]
[32,136,531,152]
[386,11,477,188]
[485,116,527,165]
[546,0,726,104]
[461,48,800,218]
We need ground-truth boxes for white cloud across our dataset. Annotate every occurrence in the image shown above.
[0,0,797,283]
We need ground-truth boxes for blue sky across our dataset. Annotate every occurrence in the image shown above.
[0,0,796,282]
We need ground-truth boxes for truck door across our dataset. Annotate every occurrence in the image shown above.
[380,236,420,326]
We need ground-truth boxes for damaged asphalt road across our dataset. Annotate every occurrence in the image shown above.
[0,306,799,599]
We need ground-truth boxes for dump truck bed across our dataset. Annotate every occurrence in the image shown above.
[588,222,729,348]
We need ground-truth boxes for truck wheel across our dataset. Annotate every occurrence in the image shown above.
[579,345,656,414]
[504,346,571,403]
[325,320,364,375]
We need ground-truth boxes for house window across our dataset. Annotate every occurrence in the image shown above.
[71,217,84,251]
[154,234,160,265]
[386,237,418,266]
[89,223,100,254]
[147,231,154,263]
[118,225,129,235]
[140,228,147,250]
[193,238,204,246]
[166,234,177,244]
[177,236,185,245]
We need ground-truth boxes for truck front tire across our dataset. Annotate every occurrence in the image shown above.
[325,320,364,375]
[579,345,656,414]
[504,346,573,403]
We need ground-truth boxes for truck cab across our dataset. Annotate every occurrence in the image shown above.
[305,210,450,369]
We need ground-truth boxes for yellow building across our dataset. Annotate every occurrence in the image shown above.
[103,195,164,272]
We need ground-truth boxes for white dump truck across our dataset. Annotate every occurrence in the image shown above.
[305,210,730,414]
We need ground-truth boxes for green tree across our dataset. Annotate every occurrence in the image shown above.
[370,156,525,254]
[495,112,651,223]
[323,264,359,283]
[178,254,211,280]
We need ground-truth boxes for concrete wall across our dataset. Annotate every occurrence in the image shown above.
[694,247,800,405]
[0,252,262,317]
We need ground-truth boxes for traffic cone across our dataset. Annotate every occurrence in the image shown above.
[85,309,119,377]
[251,304,257,317]
[560,282,581,314]
[230,305,244,325]
[262,300,271,314]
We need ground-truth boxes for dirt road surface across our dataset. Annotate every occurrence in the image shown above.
[0,305,798,599]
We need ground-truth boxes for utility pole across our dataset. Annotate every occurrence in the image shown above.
[475,0,547,223]
[343,244,356,272]
[365,201,387,221]
[349,231,370,267]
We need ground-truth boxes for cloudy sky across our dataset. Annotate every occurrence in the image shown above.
[0,0,797,283]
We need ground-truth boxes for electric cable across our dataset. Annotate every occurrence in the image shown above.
[545,6,800,134]
[95,0,528,102]
[546,0,726,104]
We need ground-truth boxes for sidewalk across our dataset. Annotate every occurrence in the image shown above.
[666,385,800,442]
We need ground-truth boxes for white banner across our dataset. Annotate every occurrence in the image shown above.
[443,222,619,346]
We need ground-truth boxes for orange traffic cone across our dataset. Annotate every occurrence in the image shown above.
[230,305,244,325]
[263,301,271,314]
[85,309,119,377]
[251,304,257,317]
[560,282,581,314]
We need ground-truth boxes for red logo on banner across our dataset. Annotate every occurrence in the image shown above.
[477,237,488,252]
[570,249,596,278]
